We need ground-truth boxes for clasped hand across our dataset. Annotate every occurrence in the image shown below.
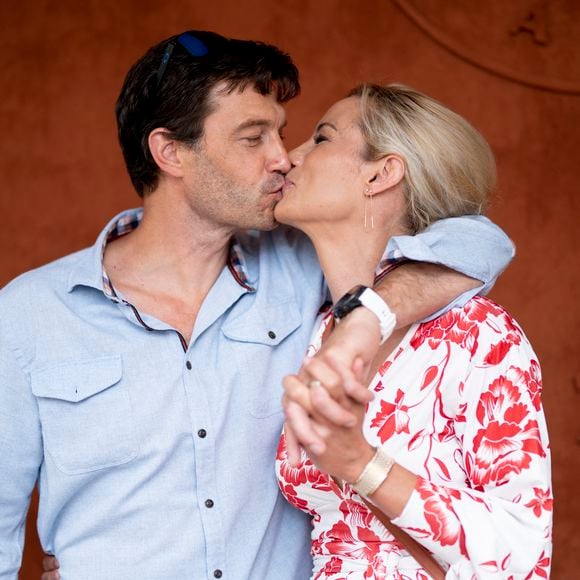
[282,311,380,484]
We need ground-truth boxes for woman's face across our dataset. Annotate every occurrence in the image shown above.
[275,97,371,231]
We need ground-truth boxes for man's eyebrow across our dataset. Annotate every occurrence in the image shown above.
[315,122,338,133]
[233,118,287,133]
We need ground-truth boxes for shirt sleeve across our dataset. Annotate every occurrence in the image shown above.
[382,216,515,321]
[391,324,552,578]
[0,321,42,579]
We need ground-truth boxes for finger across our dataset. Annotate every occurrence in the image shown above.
[320,351,374,404]
[41,573,61,580]
[285,400,326,456]
[353,356,366,381]
[283,375,313,414]
[309,382,358,427]
[42,556,59,571]
[310,420,331,440]
[283,422,303,467]
[314,349,360,391]
[302,357,349,404]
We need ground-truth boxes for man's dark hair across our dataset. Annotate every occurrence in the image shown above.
[116,30,300,197]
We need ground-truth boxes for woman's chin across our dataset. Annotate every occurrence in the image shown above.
[273,196,294,226]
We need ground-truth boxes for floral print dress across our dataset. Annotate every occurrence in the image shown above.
[275,297,552,579]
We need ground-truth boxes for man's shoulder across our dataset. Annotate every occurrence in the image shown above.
[0,247,90,308]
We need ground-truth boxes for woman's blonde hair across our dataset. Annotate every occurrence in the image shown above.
[351,83,496,233]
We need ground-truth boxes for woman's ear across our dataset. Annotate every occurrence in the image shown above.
[148,128,184,179]
[365,154,405,196]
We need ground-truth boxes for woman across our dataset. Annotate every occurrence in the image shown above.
[275,84,552,579]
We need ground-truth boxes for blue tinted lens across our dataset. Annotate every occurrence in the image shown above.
[178,33,209,57]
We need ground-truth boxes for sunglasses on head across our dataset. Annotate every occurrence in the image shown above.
[156,33,210,89]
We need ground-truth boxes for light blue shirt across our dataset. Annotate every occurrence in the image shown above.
[0,211,513,580]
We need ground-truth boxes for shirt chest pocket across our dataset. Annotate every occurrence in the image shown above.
[222,301,302,418]
[30,355,138,475]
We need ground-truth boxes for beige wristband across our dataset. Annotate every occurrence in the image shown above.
[351,446,395,498]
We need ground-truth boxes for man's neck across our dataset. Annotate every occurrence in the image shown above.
[103,189,236,342]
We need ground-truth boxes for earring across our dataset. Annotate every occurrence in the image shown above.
[364,187,374,231]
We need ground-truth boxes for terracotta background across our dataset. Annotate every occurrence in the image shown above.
[1,0,578,578]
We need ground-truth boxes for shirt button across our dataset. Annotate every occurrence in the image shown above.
[197,429,207,438]
[205,499,214,508]
[267,330,276,339]
[186,361,192,370]
[213,570,223,578]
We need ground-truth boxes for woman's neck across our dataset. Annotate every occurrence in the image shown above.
[307,223,398,303]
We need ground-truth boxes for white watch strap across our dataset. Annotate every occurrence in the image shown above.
[359,288,397,345]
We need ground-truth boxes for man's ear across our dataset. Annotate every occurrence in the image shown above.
[148,128,185,178]
[366,154,405,196]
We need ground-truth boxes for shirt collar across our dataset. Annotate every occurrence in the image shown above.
[67,208,256,297]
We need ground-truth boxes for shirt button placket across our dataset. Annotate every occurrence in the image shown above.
[185,352,224,578]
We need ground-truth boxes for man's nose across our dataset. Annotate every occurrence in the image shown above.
[267,139,291,174]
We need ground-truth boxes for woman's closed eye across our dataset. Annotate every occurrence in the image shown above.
[313,133,329,144]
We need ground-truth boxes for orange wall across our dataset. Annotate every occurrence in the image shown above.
[1,1,578,578]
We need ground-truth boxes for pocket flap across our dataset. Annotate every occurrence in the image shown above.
[222,301,302,345]
[31,355,123,402]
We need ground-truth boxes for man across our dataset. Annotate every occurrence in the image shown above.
[0,31,513,579]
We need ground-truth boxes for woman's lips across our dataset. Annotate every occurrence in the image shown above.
[282,179,295,194]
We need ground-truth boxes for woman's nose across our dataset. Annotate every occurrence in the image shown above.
[289,141,308,167]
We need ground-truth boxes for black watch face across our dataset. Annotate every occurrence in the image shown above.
[333,286,366,320]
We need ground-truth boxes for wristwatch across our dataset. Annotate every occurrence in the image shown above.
[333,285,397,345]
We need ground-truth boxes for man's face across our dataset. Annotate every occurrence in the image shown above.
[182,84,290,231]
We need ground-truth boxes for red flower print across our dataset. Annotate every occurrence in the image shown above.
[411,307,477,355]
[412,297,506,355]
[320,556,343,576]
[525,550,551,579]
[525,487,553,518]
[311,535,323,556]
[482,319,522,365]
[379,359,392,375]
[411,310,460,351]
[479,553,512,573]
[343,499,374,529]
[281,483,310,512]
[416,479,467,556]
[471,376,545,487]
[463,297,504,322]
[277,435,330,488]
[364,554,386,578]
[324,520,382,561]
[370,388,410,443]
[506,360,543,412]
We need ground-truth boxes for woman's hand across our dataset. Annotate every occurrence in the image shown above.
[282,356,362,466]
[283,366,375,483]
[41,554,60,580]
[282,315,378,467]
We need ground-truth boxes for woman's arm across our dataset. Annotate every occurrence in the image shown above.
[384,339,552,577]
[283,215,515,463]
[284,309,552,577]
